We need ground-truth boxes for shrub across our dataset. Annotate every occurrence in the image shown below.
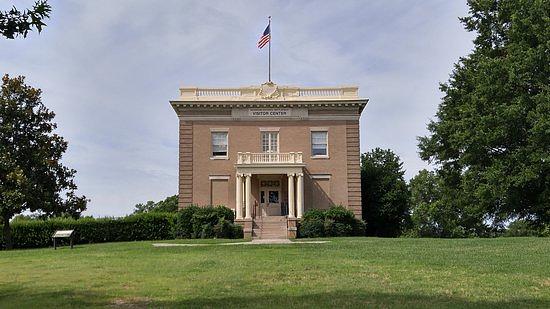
[232,224,244,238]
[173,205,200,238]
[504,220,545,237]
[213,218,235,238]
[299,219,325,238]
[325,206,356,225]
[173,205,241,239]
[352,219,367,236]
[302,209,326,221]
[299,205,365,238]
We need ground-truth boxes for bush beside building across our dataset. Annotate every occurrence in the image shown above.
[298,205,365,238]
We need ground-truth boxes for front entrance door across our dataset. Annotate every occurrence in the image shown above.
[259,178,281,217]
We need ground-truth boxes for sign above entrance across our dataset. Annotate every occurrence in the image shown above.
[231,107,308,120]
[248,108,291,117]
[260,180,280,187]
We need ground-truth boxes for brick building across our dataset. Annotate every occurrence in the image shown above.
[170,82,368,238]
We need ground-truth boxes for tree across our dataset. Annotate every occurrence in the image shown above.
[361,148,411,237]
[0,1,51,39]
[133,195,179,214]
[0,74,87,249]
[408,169,484,237]
[418,0,550,231]
[408,170,443,237]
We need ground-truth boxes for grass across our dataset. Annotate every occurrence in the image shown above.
[0,237,549,308]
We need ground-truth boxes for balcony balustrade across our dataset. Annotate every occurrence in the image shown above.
[237,152,303,164]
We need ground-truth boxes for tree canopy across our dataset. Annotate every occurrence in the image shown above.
[418,0,550,231]
[0,0,51,39]
[361,148,411,237]
[0,74,87,249]
[133,195,179,214]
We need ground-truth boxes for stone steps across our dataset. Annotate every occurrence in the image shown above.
[252,216,288,239]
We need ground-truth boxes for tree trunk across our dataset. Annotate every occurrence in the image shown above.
[2,215,13,250]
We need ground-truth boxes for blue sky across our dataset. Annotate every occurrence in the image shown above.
[1,0,474,217]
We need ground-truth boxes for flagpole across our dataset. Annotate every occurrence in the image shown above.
[268,16,271,83]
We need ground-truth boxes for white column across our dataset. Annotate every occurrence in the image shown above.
[287,173,295,218]
[296,172,304,218]
[245,174,252,219]
[235,173,243,219]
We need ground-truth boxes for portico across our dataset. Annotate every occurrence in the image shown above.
[233,152,305,238]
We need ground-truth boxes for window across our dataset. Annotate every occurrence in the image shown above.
[211,132,228,157]
[268,190,279,203]
[311,131,328,156]
[261,132,278,153]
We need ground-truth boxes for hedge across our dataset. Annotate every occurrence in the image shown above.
[0,212,176,249]
[298,205,366,238]
[1,205,243,249]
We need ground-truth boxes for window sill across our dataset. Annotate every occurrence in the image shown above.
[210,156,229,160]
[310,155,330,159]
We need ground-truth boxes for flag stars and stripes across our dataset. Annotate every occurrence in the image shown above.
[257,24,270,49]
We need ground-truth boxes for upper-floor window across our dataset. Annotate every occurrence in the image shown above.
[211,131,228,157]
[311,131,328,157]
[261,131,278,153]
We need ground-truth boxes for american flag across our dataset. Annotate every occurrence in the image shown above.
[257,24,270,49]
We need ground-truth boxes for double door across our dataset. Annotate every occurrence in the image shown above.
[259,178,281,217]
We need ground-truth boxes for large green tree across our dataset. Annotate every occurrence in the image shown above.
[0,75,87,249]
[408,169,486,237]
[418,0,550,230]
[0,0,51,39]
[133,195,179,214]
[361,148,411,237]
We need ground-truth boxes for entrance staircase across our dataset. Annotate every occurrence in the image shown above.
[252,216,288,239]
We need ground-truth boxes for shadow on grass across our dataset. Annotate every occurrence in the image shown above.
[0,287,108,308]
[158,292,548,308]
[1,286,548,309]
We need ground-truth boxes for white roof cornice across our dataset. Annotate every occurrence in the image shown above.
[169,82,369,114]
[173,82,366,102]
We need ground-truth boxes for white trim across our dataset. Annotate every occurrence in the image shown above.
[310,127,329,131]
[209,175,230,180]
[311,155,330,159]
[307,115,360,121]
[210,128,229,132]
[170,99,369,106]
[311,174,331,180]
[177,115,360,122]
[210,156,229,160]
[259,127,280,132]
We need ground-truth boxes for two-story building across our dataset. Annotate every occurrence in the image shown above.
[170,82,368,238]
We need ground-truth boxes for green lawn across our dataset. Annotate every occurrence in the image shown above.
[0,237,549,308]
